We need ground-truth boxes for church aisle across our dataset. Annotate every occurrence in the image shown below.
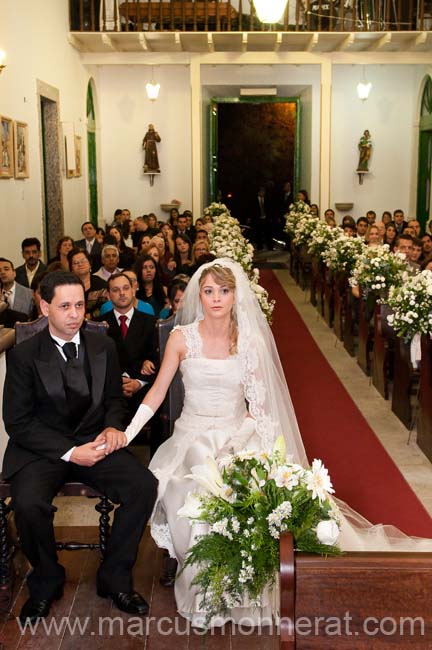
[260,269,432,535]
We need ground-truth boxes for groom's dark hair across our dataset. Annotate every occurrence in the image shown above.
[40,271,84,303]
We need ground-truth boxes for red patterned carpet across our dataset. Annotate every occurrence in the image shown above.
[261,270,432,537]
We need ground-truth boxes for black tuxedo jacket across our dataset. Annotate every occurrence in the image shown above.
[2,327,128,479]
[100,309,157,381]
[15,262,47,288]
[74,239,103,271]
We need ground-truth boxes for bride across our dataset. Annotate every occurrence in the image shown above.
[106,257,432,626]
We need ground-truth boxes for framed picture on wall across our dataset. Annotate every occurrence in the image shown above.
[0,116,14,178]
[74,135,82,177]
[14,121,29,179]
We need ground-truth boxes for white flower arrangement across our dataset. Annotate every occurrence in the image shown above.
[179,436,340,624]
[386,270,432,341]
[205,204,275,323]
[321,232,366,273]
[284,200,312,237]
[307,221,341,258]
[203,202,230,218]
[292,215,321,248]
[349,245,409,297]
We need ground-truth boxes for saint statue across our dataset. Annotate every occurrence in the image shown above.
[142,124,161,173]
[357,129,372,172]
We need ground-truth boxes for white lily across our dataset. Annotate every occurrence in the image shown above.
[185,457,225,497]
[305,459,335,503]
[177,492,204,520]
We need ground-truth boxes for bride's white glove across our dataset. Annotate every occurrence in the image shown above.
[123,404,154,445]
[218,416,256,458]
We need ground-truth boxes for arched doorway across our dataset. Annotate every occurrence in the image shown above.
[87,81,98,226]
[417,75,432,230]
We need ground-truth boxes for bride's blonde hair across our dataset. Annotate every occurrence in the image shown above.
[199,264,238,354]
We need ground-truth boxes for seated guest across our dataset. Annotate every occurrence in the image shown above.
[343,223,356,237]
[403,224,415,237]
[0,257,33,318]
[384,222,397,251]
[194,217,204,229]
[184,210,196,243]
[342,215,356,230]
[75,222,103,271]
[395,233,420,274]
[166,278,188,317]
[191,240,210,268]
[95,227,105,245]
[29,271,48,321]
[175,214,189,238]
[159,222,175,256]
[99,269,155,317]
[134,254,168,318]
[112,208,123,226]
[382,211,392,225]
[107,225,135,269]
[411,237,423,265]
[68,248,107,318]
[151,236,176,284]
[48,236,74,270]
[393,209,408,235]
[174,234,194,276]
[15,237,47,288]
[421,233,432,265]
[375,221,386,241]
[133,216,150,248]
[310,204,319,217]
[324,209,335,224]
[407,219,421,237]
[168,207,180,228]
[94,245,123,281]
[122,219,135,249]
[146,214,160,237]
[3,270,158,624]
[366,225,381,246]
[101,273,158,417]
[195,228,209,243]
[366,210,376,225]
[356,217,368,238]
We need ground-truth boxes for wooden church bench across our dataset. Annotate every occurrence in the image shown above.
[391,337,419,430]
[417,334,432,462]
[280,533,432,649]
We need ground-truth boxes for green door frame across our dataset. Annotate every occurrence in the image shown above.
[416,76,432,229]
[87,82,98,227]
[209,96,301,204]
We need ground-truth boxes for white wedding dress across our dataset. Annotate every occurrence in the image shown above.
[149,321,277,625]
[149,319,432,626]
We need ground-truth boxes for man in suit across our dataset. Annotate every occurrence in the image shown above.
[15,237,47,289]
[252,186,273,251]
[393,209,408,235]
[3,271,158,624]
[75,221,103,271]
[0,257,33,318]
[101,273,161,449]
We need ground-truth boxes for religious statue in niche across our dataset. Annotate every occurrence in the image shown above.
[142,124,161,173]
[357,129,372,172]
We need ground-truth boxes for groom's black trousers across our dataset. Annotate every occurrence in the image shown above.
[10,450,158,600]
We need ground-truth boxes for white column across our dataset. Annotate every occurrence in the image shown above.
[320,59,332,212]
[190,56,202,218]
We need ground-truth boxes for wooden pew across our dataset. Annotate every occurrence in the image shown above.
[417,335,432,461]
[391,337,418,429]
[315,260,325,317]
[332,272,347,341]
[298,245,311,291]
[371,303,395,400]
[343,285,356,357]
[310,256,319,307]
[280,533,432,649]
[357,291,376,375]
[323,267,333,327]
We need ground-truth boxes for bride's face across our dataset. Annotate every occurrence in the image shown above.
[200,275,234,319]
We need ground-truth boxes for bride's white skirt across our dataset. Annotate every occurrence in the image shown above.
[149,412,432,627]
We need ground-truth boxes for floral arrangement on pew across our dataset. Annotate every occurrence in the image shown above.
[386,270,432,342]
[292,215,321,248]
[306,220,340,259]
[203,202,231,219]
[321,232,366,274]
[178,436,341,624]
[206,205,275,323]
[284,200,312,237]
[349,244,409,299]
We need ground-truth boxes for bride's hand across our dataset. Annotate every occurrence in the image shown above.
[97,428,127,454]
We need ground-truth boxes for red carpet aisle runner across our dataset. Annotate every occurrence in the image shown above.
[260,270,432,537]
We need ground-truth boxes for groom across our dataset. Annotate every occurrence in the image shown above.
[2,271,158,624]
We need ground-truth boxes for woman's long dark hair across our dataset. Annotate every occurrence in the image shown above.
[134,254,166,307]
[174,234,192,266]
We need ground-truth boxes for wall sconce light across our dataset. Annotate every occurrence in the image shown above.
[357,67,372,100]
[146,67,160,102]
[253,0,288,23]
[0,50,7,75]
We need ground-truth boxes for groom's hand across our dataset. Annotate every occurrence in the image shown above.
[97,428,127,454]
[70,441,108,467]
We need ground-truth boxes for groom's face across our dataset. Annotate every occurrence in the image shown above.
[41,284,85,341]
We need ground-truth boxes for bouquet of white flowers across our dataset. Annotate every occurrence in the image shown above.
[349,245,408,298]
[307,221,340,258]
[321,233,365,273]
[250,268,276,324]
[284,201,312,237]
[203,202,230,219]
[178,435,341,624]
[292,215,320,248]
[386,270,432,341]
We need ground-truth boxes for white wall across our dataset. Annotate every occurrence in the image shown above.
[97,65,192,223]
[330,64,426,221]
[0,0,94,265]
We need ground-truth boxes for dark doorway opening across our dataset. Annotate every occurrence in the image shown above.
[210,98,300,224]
